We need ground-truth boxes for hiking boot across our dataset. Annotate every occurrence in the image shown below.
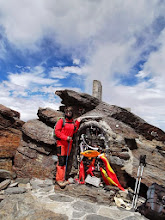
[56,181,66,189]
[63,180,70,186]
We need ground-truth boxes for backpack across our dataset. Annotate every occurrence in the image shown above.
[52,117,75,140]
[138,183,165,220]
[52,117,65,139]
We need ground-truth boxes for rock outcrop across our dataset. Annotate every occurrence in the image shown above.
[0,193,68,220]
[79,101,165,187]
[0,178,146,219]
[0,105,24,176]
[55,90,165,188]
[37,107,64,127]
[13,111,64,179]
[1,90,165,192]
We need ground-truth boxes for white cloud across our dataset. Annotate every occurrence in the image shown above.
[102,79,165,131]
[0,0,158,50]
[42,86,62,94]
[129,26,165,130]
[42,85,82,95]
[136,71,149,79]
[0,0,165,131]
[63,66,83,75]
[0,64,83,121]
[0,39,6,59]
[3,96,60,122]
[0,82,82,122]
[73,58,80,65]
[0,80,60,121]
[49,67,69,79]
[141,29,165,80]
[5,65,59,89]
[49,65,85,78]
[7,73,56,88]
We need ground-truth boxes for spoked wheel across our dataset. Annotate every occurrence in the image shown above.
[74,121,109,172]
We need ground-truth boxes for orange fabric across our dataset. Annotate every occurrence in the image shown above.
[86,158,95,176]
[80,150,100,158]
[55,118,80,182]
[57,143,72,156]
[56,162,66,182]
[79,161,85,184]
[56,143,72,182]
[55,118,80,143]
[99,154,125,191]
[100,167,111,185]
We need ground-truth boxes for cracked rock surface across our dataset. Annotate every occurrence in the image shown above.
[0,178,148,220]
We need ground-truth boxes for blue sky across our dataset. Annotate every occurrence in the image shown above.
[0,0,165,131]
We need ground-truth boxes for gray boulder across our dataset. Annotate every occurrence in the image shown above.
[22,119,55,145]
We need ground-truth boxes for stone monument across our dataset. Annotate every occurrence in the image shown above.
[92,80,102,101]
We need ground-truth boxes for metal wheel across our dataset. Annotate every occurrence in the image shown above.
[74,121,109,171]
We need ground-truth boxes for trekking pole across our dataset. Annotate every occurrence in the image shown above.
[65,141,71,180]
[132,155,146,210]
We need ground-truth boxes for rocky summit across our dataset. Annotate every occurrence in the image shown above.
[0,178,148,220]
[0,89,165,220]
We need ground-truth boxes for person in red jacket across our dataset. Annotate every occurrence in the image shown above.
[55,106,81,188]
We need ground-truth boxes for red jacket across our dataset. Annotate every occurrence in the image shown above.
[55,118,80,146]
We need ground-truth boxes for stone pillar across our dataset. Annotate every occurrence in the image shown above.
[92,80,102,101]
